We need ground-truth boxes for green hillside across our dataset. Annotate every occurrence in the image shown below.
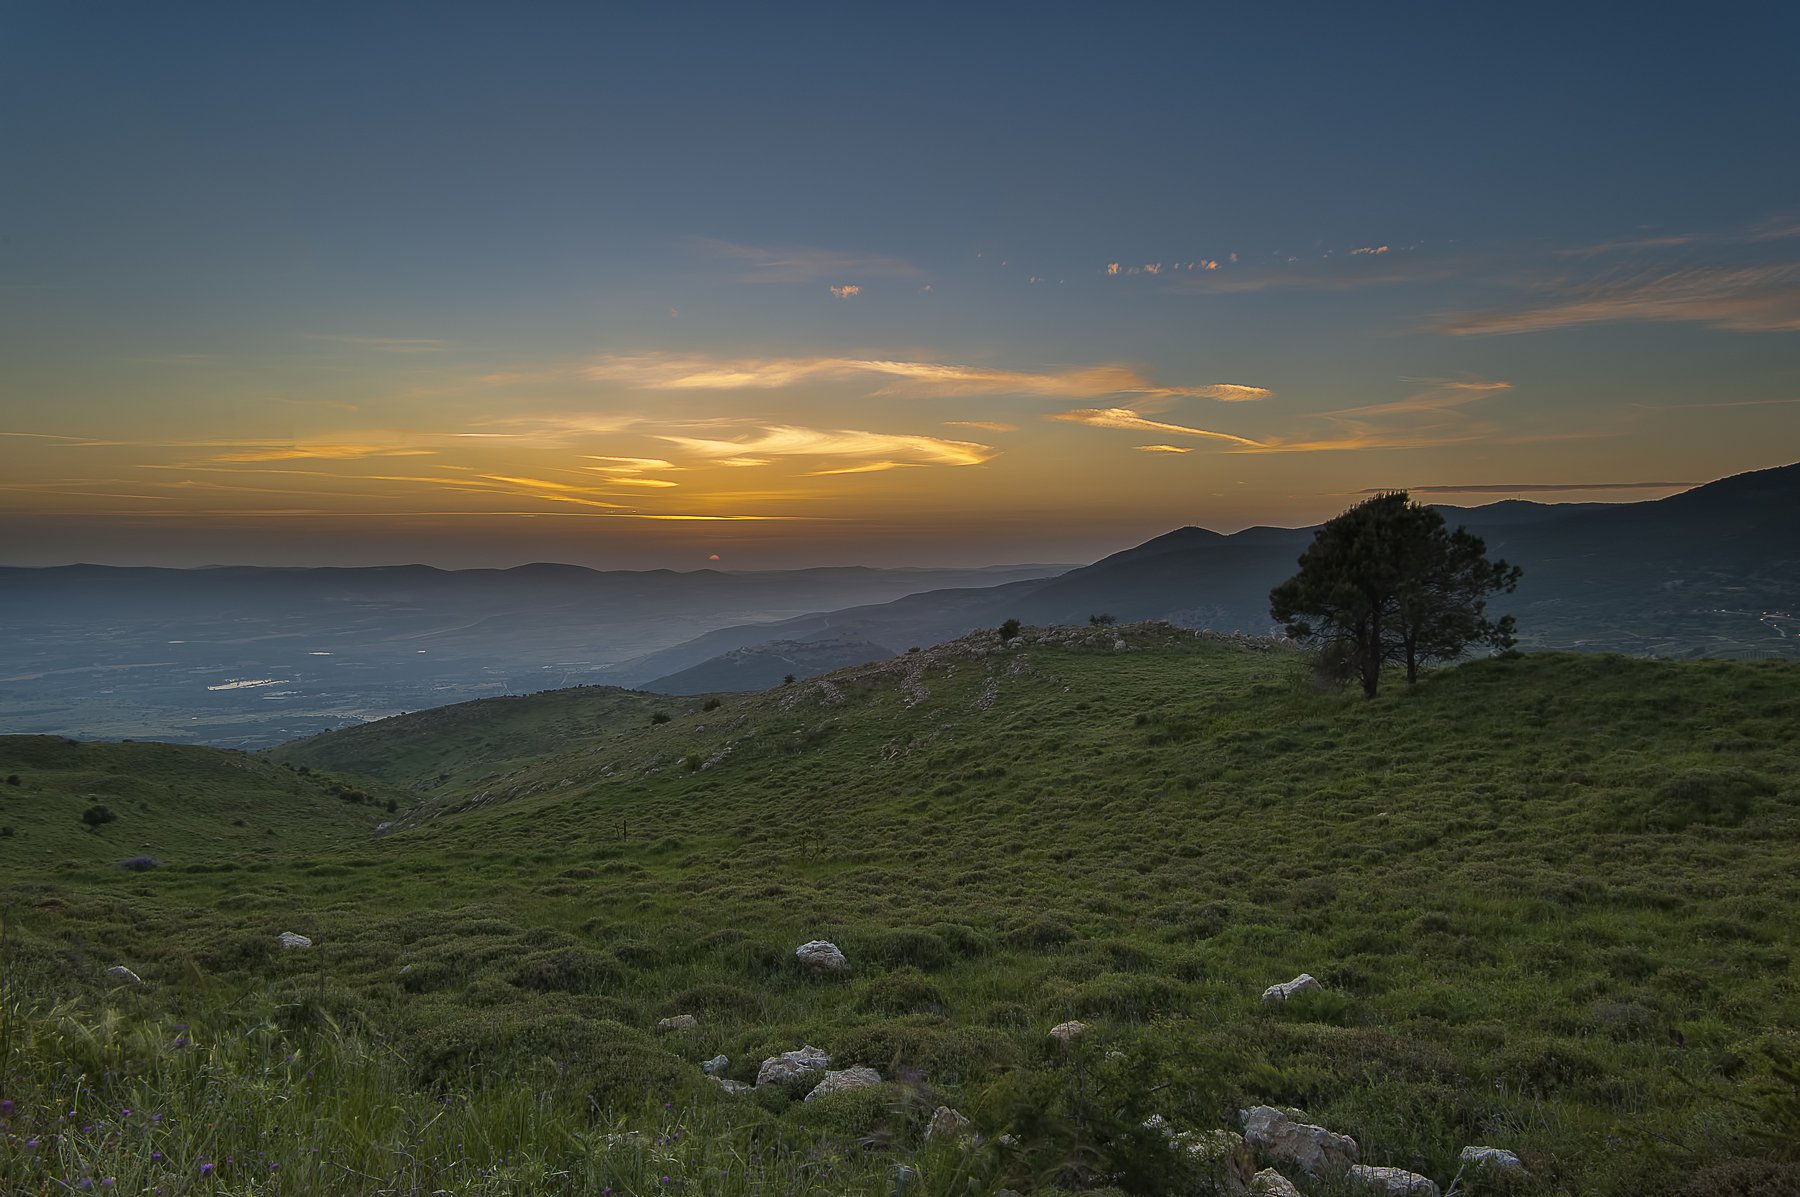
[3,626,1797,1196]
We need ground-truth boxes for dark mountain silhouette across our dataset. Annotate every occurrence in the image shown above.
[621,463,1800,689]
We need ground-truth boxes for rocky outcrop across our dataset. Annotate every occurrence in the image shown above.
[702,1054,729,1075]
[1261,973,1320,1002]
[1048,1019,1089,1044]
[709,1076,752,1095]
[756,1045,830,1087]
[1347,1164,1440,1196]
[277,931,312,950]
[1251,1170,1304,1197]
[655,1014,698,1032]
[803,1066,882,1101]
[1241,1106,1358,1179]
[795,940,847,973]
[1459,1146,1523,1173]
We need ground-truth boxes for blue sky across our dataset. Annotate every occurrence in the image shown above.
[3,3,1796,567]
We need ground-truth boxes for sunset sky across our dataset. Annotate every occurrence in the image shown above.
[4,4,1797,568]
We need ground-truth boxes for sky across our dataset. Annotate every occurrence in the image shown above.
[3,3,1797,569]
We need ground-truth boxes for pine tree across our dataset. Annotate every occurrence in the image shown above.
[1270,492,1521,696]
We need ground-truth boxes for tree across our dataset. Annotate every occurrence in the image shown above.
[998,618,1022,641]
[1269,491,1521,697]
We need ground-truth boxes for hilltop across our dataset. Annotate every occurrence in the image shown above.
[3,629,1797,1194]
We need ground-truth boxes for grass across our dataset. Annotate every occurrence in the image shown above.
[3,624,1799,1195]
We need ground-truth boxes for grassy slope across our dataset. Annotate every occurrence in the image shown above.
[3,626,1798,1196]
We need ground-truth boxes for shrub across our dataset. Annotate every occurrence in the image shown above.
[999,618,1022,642]
[860,968,949,1016]
[650,712,672,725]
[702,698,722,711]
[865,928,952,971]
[5,773,20,785]
[115,856,159,872]
[511,947,618,993]
[80,804,116,829]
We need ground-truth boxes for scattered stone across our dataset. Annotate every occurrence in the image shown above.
[756,1045,831,1087]
[925,1105,977,1144]
[996,1134,1021,1148]
[1048,1019,1089,1043]
[795,939,847,973]
[709,1076,752,1095]
[1251,1169,1304,1197]
[1347,1164,1440,1196]
[1459,1146,1523,1173]
[1144,1115,1254,1192]
[105,965,142,985]
[656,1014,699,1032]
[702,1054,730,1076]
[277,931,312,950]
[1241,1106,1359,1179]
[1261,973,1321,1002]
[115,856,158,872]
[804,1065,882,1101]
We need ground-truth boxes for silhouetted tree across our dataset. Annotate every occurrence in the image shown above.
[1269,491,1520,697]
[998,618,1022,642]
[1088,613,1116,627]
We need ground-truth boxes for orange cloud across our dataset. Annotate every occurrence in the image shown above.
[1442,265,1800,335]
[1049,408,1265,447]
[829,284,862,300]
[659,425,995,468]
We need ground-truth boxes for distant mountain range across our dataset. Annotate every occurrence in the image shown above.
[627,463,1800,691]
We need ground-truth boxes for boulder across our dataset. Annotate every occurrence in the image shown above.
[925,1105,977,1144]
[1251,1170,1305,1197]
[1261,973,1320,1002]
[1048,1019,1090,1044]
[277,931,312,950]
[709,1076,752,1095]
[656,1014,699,1032]
[1459,1146,1523,1173]
[803,1065,882,1102]
[756,1045,830,1087]
[1144,1115,1254,1192]
[701,1054,730,1076]
[105,965,142,985]
[1241,1106,1358,1179]
[795,940,847,973]
[1347,1165,1440,1196]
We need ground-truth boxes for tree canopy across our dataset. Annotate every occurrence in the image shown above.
[1269,491,1521,696]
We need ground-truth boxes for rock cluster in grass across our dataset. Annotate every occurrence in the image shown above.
[1047,1019,1089,1043]
[754,1045,831,1088]
[277,931,312,949]
[795,939,847,973]
[655,1014,699,1032]
[1260,972,1320,1002]
[802,1066,881,1101]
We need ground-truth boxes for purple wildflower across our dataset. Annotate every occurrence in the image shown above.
[199,1161,214,1176]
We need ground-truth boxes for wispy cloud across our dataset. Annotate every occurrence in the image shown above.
[944,420,1019,432]
[1443,265,1800,335]
[305,334,454,353]
[582,454,679,472]
[1048,408,1265,447]
[583,352,1270,402]
[209,443,437,462]
[805,461,922,476]
[688,237,922,283]
[1135,444,1192,453]
[829,284,861,300]
[658,425,995,468]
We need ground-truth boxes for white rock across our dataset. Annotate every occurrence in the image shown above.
[709,1076,752,1095]
[1459,1146,1523,1173]
[1347,1164,1440,1196]
[795,939,847,973]
[803,1065,882,1101]
[925,1105,977,1144]
[756,1044,831,1087]
[701,1054,729,1075]
[1261,973,1321,1002]
[1048,1019,1089,1043]
[277,931,312,950]
[656,1014,699,1032]
[105,965,142,985]
[1251,1168,1304,1197]
[1241,1105,1359,1179]
[1144,1115,1254,1191]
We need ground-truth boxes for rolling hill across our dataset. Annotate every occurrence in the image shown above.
[5,630,1796,1193]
